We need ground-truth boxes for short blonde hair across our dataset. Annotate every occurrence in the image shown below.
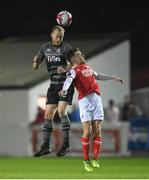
[52,25,65,33]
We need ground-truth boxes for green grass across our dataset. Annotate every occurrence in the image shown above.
[0,156,149,179]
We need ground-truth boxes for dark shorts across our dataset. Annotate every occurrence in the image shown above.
[46,84,74,105]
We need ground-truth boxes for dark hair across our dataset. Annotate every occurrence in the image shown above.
[65,48,79,62]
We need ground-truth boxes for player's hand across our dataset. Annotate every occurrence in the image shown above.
[58,90,67,97]
[57,67,66,74]
[113,76,123,84]
[33,62,39,70]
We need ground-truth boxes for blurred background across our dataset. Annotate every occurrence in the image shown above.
[0,0,149,157]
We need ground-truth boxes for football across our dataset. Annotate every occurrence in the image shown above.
[56,10,72,27]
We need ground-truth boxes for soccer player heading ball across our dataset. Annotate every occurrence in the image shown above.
[33,25,74,157]
[59,48,123,172]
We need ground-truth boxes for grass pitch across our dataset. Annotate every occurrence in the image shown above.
[0,156,149,179]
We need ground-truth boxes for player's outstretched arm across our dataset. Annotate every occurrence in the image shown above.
[94,72,123,84]
[32,55,41,70]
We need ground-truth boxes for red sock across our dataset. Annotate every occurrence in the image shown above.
[81,137,89,161]
[93,136,102,160]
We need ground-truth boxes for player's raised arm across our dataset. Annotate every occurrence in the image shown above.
[33,43,45,70]
[93,71,123,84]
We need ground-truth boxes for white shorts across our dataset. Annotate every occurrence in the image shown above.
[79,92,104,122]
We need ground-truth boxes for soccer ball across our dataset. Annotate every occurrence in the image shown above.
[56,11,72,27]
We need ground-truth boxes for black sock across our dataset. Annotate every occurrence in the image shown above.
[63,131,69,146]
[61,115,70,146]
[42,119,53,148]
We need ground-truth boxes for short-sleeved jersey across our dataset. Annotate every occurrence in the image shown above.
[38,41,71,84]
[72,64,100,99]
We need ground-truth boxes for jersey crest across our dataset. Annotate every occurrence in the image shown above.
[81,67,93,77]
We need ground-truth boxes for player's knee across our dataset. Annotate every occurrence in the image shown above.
[45,111,53,119]
[45,106,56,119]
[93,129,101,138]
[83,130,90,138]
[58,109,67,118]
[58,110,67,118]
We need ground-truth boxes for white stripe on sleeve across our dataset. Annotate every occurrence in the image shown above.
[62,69,76,91]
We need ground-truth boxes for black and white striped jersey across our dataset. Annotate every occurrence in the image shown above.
[37,41,72,84]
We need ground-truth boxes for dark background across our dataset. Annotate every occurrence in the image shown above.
[0,0,148,37]
[0,0,149,88]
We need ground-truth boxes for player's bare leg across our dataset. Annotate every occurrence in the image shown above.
[56,101,70,157]
[34,105,57,157]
